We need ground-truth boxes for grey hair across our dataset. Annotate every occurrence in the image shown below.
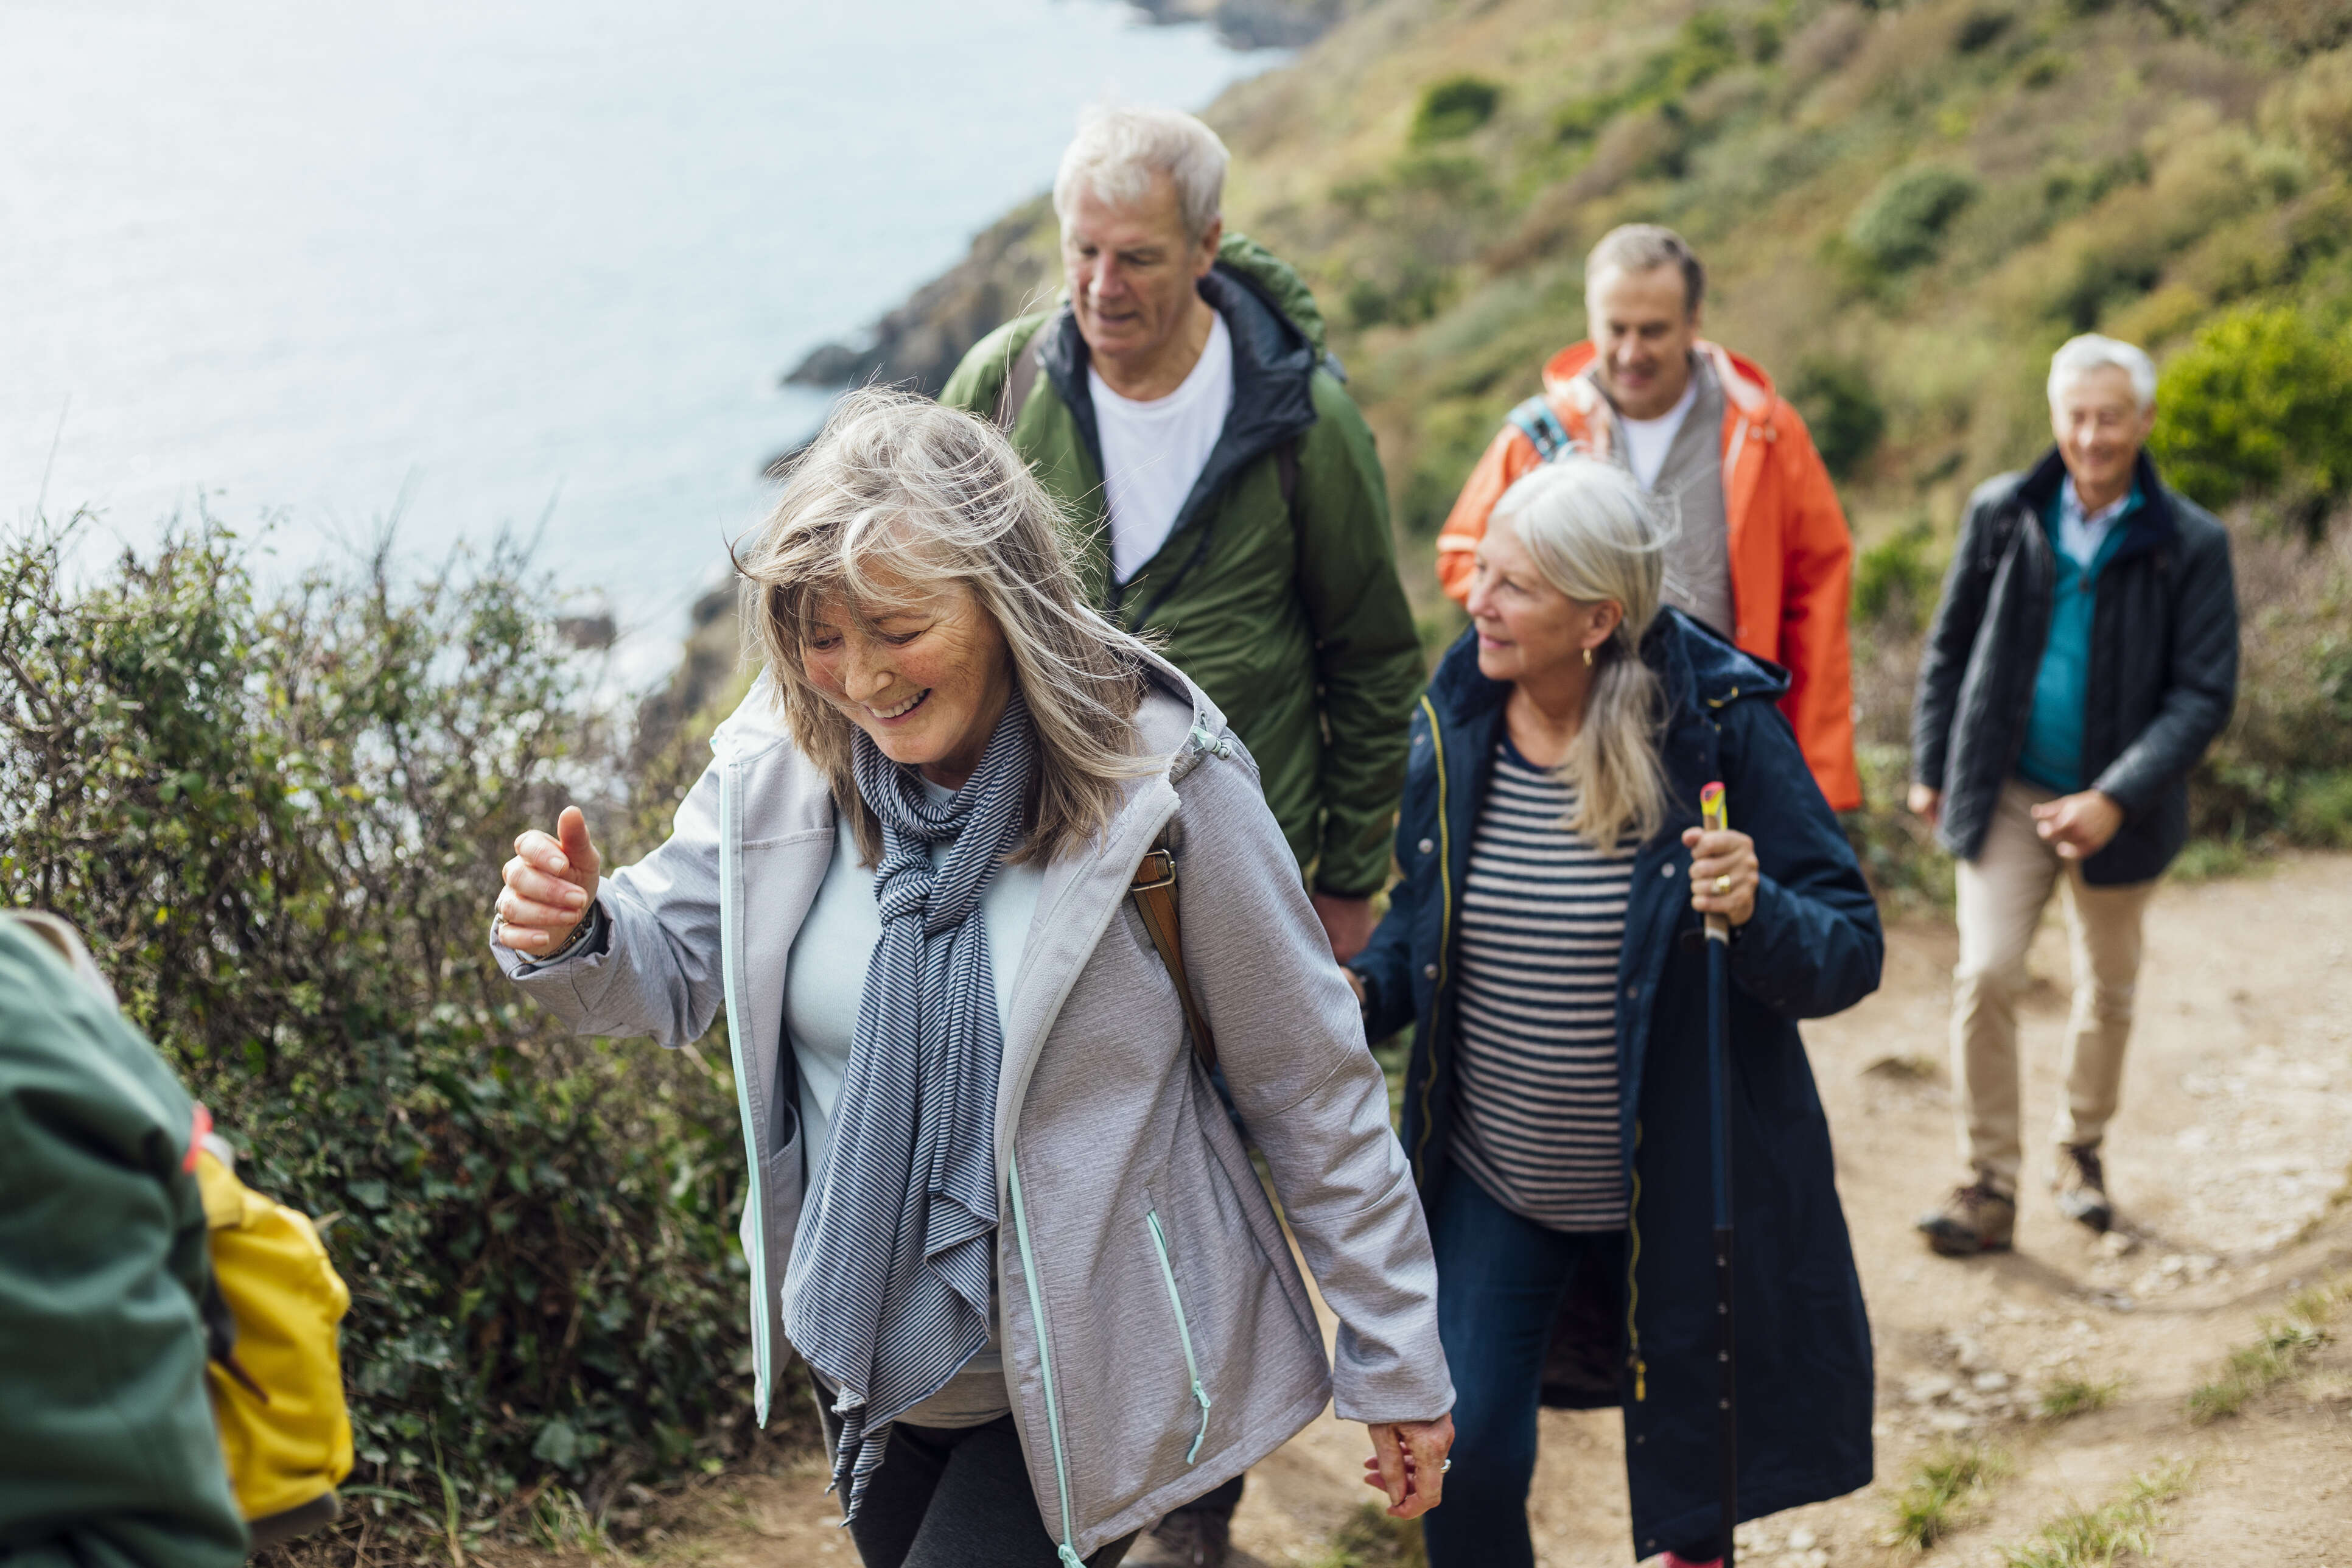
[736,387,1153,867]
[2048,333,2157,411]
[1053,105,1229,242]
[1586,223,1707,316]
[1489,457,1671,855]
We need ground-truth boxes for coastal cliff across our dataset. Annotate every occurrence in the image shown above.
[763,0,2352,855]
[781,0,2347,567]
[782,197,1060,397]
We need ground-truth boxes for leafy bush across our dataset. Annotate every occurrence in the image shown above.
[2271,48,2352,173]
[1631,10,1741,100]
[1787,358,1888,480]
[1551,11,1739,144]
[1847,164,1981,273]
[1345,260,1454,329]
[1853,520,1943,631]
[1410,75,1502,145]
[1955,7,2014,52]
[2149,304,2352,529]
[2183,511,2352,845]
[0,519,777,1527]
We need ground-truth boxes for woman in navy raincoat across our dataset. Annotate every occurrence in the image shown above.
[1349,458,1880,1567]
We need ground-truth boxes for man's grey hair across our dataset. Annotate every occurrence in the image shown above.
[1586,223,1706,315]
[2048,334,2158,411]
[1053,105,1229,243]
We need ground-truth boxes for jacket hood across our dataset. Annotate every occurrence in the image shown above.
[1037,240,1325,626]
[1541,338,1778,429]
[1038,257,1320,472]
[1426,607,1788,730]
[1215,231,1331,362]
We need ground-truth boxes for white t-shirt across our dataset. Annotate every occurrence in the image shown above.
[1089,310,1234,584]
[1617,374,1701,491]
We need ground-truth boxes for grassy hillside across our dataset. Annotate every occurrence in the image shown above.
[1213,0,2343,564]
[833,0,2351,870]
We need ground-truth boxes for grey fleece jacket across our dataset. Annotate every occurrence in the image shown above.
[495,662,1452,1561]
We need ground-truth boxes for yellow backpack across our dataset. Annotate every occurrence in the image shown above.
[8,907,355,1551]
[192,1143,356,1549]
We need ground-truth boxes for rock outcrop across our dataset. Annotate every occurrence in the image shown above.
[780,196,1059,399]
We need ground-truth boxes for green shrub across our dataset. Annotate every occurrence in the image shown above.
[1846,744,1955,913]
[1553,93,1614,144]
[1550,12,1737,144]
[1631,11,1741,100]
[2286,768,2352,846]
[0,519,775,1525]
[1787,358,1889,480]
[2149,304,2352,527]
[1956,7,2015,53]
[2182,517,2352,847]
[1849,165,1981,274]
[1345,260,1453,329]
[1410,75,1502,145]
[1853,520,1943,629]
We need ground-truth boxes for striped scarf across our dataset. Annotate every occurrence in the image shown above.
[782,687,1034,1522]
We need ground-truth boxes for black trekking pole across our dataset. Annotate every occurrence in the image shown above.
[1700,780,1738,1568]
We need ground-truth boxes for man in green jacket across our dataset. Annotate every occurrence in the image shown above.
[0,914,248,1568]
[942,105,1422,977]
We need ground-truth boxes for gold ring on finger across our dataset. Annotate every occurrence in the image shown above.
[1714,875,1732,894]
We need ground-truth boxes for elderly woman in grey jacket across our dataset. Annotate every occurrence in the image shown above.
[492,389,1452,1568]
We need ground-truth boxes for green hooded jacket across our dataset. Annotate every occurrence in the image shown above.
[940,235,1421,898]
[0,917,248,1568]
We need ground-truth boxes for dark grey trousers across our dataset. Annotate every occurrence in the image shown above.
[819,1407,1136,1568]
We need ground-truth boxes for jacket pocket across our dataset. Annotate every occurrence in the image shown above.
[1144,1209,1214,1464]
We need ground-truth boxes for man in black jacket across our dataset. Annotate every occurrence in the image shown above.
[1908,334,2238,1257]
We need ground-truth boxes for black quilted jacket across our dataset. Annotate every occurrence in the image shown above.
[1911,448,2239,885]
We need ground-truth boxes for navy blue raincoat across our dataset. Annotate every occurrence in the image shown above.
[1353,612,1882,1559]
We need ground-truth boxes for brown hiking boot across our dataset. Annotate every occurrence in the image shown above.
[1917,1182,2015,1256]
[1129,1512,1229,1568]
[2054,1143,2113,1233]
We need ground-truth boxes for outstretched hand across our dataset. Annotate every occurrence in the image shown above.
[1360,1414,1454,1519]
[496,806,601,954]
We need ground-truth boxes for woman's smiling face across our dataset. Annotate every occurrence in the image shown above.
[800,570,1015,789]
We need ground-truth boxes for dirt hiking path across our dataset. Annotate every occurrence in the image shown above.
[567,853,2352,1568]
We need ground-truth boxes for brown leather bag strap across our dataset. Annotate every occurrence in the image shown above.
[1129,838,1217,1073]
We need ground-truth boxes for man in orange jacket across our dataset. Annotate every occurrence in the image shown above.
[1437,224,1861,811]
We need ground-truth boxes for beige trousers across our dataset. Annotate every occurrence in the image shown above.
[1951,779,2157,1192]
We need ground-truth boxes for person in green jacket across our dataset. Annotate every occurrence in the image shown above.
[940,105,1423,981]
[0,913,248,1568]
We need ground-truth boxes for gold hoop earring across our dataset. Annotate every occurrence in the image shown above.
[1583,646,1595,668]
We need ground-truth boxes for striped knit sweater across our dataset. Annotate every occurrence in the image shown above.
[1449,737,1633,1232]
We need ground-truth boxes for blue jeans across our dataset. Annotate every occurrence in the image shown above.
[1421,1173,1625,1568]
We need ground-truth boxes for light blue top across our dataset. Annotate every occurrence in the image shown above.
[2018,478,2140,794]
[783,779,1045,1428]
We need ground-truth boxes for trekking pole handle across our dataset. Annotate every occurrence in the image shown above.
[1700,782,1730,943]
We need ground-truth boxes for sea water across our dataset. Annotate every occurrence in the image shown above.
[1,0,1278,674]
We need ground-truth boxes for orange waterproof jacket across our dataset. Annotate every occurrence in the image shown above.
[1436,340,1861,810]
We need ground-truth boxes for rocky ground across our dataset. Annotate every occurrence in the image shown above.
[493,850,2351,1568]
